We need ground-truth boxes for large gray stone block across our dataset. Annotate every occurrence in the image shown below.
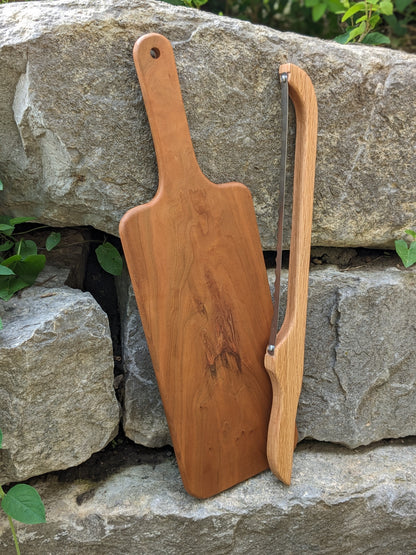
[117,262,416,448]
[0,439,415,553]
[298,264,416,447]
[0,0,415,248]
[0,283,120,483]
[116,266,170,447]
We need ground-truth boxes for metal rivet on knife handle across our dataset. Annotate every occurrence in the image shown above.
[264,64,318,486]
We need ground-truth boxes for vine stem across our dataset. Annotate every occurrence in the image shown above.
[7,514,20,555]
[359,1,373,43]
[0,486,20,555]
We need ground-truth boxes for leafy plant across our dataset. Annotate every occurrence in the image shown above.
[0,217,61,329]
[395,229,416,268]
[0,178,123,328]
[384,0,414,35]
[163,0,208,7]
[305,0,345,25]
[0,218,123,328]
[0,429,46,555]
[383,0,416,49]
[193,0,415,50]
[95,242,123,276]
[335,0,394,44]
[302,0,393,44]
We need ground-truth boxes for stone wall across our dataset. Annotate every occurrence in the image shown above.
[1,0,415,248]
[0,0,415,553]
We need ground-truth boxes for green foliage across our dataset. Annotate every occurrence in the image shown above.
[165,0,208,7]
[0,428,46,555]
[395,229,416,268]
[1,485,46,525]
[45,231,61,252]
[384,0,416,48]
[384,0,414,35]
[0,179,123,329]
[267,0,395,44]
[0,216,59,305]
[161,0,415,50]
[333,0,394,44]
[305,0,345,23]
[0,222,123,328]
[95,242,123,276]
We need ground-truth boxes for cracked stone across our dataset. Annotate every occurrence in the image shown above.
[0,439,415,553]
[0,276,120,483]
[117,262,416,448]
[0,0,415,248]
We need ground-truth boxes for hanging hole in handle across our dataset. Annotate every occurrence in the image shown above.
[150,47,160,59]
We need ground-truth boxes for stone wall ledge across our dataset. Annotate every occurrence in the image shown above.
[117,258,416,449]
[0,438,415,554]
[1,0,415,249]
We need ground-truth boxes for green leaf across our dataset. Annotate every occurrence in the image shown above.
[342,2,366,22]
[355,14,367,23]
[327,0,345,12]
[14,254,45,285]
[0,224,14,234]
[9,217,33,226]
[0,179,3,191]
[0,254,45,300]
[384,14,407,36]
[379,0,393,15]
[312,2,327,21]
[0,276,30,301]
[347,20,366,41]
[15,240,38,259]
[1,484,46,524]
[395,0,413,12]
[368,13,381,27]
[405,229,416,239]
[0,265,15,276]
[305,0,320,6]
[334,30,353,43]
[0,240,14,252]
[395,239,416,268]
[1,254,22,271]
[326,0,345,13]
[46,231,61,251]
[159,0,185,5]
[95,243,123,276]
[361,31,391,44]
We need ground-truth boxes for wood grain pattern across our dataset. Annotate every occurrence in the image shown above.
[264,64,318,485]
[119,33,273,498]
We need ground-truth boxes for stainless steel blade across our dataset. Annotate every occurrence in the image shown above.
[267,71,289,355]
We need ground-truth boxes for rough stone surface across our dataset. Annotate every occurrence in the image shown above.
[116,265,171,447]
[0,439,415,554]
[298,264,416,447]
[1,0,415,248]
[117,261,416,448]
[0,280,120,483]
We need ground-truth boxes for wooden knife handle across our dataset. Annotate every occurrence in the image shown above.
[133,33,202,191]
[264,64,318,485]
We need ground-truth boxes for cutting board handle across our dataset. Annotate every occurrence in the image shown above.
[133,33,203,191]
[264,63,318,485]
